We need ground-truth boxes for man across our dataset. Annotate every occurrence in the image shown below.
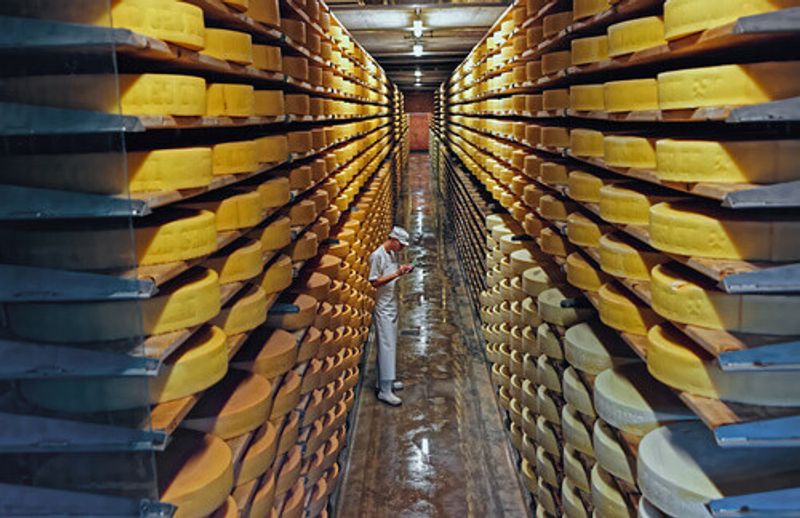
[369,226,414,406]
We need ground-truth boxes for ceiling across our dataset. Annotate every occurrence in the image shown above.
[332,3,509,91]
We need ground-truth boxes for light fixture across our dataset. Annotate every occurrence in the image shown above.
[412,19,423,38]
[412,43,423,57]
[414,69,422,78]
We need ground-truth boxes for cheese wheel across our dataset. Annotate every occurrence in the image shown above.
[233,327,298,379]
[254,90,285,117]
[255,135,289,164]
[258,177,291,209]
[183,369,273,439]
[213,140,259,175]
[567,170,609,203]
[539,194,577,221]
[562,478,590,518]
[663,0,800,40]
[0,73,207,116]
[183,190,263,231]
[259,216,292,251]
[206,84,256,117]
[566,252,609,292]
[202,29,253,65]
[603,136,656,169]
[656,138,800,183]
[207,240,264,284]
[543,89,569,110]
[564,446,592,494]
[593,419,636,485]
[541,126,569,148]
[7,267,220,342]
[109,0,205,50]
[647,324,800,405]
[544,11,572,37]
[266,293,319,330]
[287,231,319,261]
[526,61,543,82]
[563,366,595,417]
[537,477,558,515]
[567,212,611,248]
[536,446,559,487]
[253,45,282,72]
[598,282,662,335]
[540,226,576,256]
[569,84,605,111]
[599,182,674,225]
[212,285,268,335]
[571,36,609,65]
[649,201,800,261]
[607,17,666,57]
[248,0,280,26]
[211,496,239,518]
[537,356,562,393]
[598,233,666,281]
[604,79,659,113]
[19,325,228,412]
[591,465,634,518]
[283,56,309,81]
[542,50,571,75]
[658,62,800,110]
[236,421,278,486]
[271,372,302,419]
[564,321,638,375]
[561,404,595,457]
[287,131,313,154]
[0,147,213,194]
[651,428,800,518]
[594,363,696,435]
[538,286,594,326]
[573,0,611,20]
[285,94,310,116]
[259,254,293,294]
[536,415,562,458]
[570,128,604,157]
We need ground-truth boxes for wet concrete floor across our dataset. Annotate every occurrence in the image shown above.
[335,153,530,518]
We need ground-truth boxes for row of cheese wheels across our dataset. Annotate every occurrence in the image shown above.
[93,0,389,97]
[0,118,388,195]
[448,124,800,262]
[0,72,389,117]
[478,213,800,518]
[23,157,395,518]
[448,0,800,99]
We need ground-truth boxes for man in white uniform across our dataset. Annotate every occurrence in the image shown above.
[369,226,414,406]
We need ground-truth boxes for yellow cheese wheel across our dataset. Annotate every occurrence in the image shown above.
[109,0,205,50]
[212,285,268,335]
[233,327,298,379]
[207,84,255,117]
[568,170,611,203]
[287,131,313,154]
[544,11,573,37]
[202,29,253,65]
[287,231,319,261]
[598,282,662,335]
[567,252,610,292]
[655,138,800,183]
[539,226,575,256]
[258,177,291,208]
[253,45,282,72]
[599,233,666,281]
[571,35,609,65]
[207,239,264,284]
[539,161,568,186]
[565,321,637,375]
[213,140,259,176]
[247,0,280,26]
[259,216,292,250]
[210,496,239,518]
[259,254,293,295]
[271,371,302,419]
[289,199,318,226]
[19,325,228,412]
[542,50,571,75]
[569,84,605,111]
[607,16,666,57]
[7,267,220,342]
[185,190,264,231]
[658,62,800,110]
[664,0,800,40]
[255,135,289,164]
[543,89,570,110]
[235,421,278,486]
[541,126,570,148]
[538,286,594,326]
[651,263,800,335]
[159,431,234,518]
[281,18,306,44]
[539,194,577,221]
[266,293,319,330]
[254,90,285,117]
[649,201,800,261]
[599,182,675,226]
[603,136,656,169]
[573,0,611,20]
[604,78,659,113]
[649,324,800,406]
[570,128,605,157]
[183,369,272,439]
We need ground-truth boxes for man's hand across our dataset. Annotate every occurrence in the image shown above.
[398,264,414,275]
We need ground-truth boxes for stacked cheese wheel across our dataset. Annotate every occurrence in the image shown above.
[438,0,800,516]
[0,0,405,516]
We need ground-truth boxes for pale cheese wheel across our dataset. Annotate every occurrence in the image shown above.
[564,321,638,375]
[607,17,666,57]
[562,403,595,457]
[258,177,291,208]
[649,201,800,261]
[206,240,264,284]
[536,446,560,487]
[563,445,592,494]
[562,478,590,518]
[598,282,662,335]
[537,286,594,327]
[570,129,605,158]
[571,35,609,66]
[569,85,605,111]
[540,227,575,256]
[536,415,562,458]
[259,216,292,251]
[594,363,696,435]
[563,366,595,417]
[567,170,613,203]
[593,419,636,485]
[591,465,634,518]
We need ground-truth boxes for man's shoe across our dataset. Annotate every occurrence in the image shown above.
[377,391,402,406]
[392,381,404,391]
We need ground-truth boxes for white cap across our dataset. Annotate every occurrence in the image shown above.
[389,226,410,246]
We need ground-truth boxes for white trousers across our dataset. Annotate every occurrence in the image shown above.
[374,304,398,382]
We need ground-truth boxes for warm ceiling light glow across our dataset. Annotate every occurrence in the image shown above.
[412,19,423,38]
[414,69,422,78]
[413,43,423,57]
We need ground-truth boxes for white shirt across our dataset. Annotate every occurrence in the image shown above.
[369,244,400,311]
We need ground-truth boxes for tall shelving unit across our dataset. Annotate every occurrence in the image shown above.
[434,0,800,516]
[0,1,406,516]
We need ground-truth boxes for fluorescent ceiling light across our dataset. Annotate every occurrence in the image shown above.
[414,69,422,78]
[412,19,423,38]
[412,43,423,57]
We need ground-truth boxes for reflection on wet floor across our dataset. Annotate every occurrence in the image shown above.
[335,153,530,518]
